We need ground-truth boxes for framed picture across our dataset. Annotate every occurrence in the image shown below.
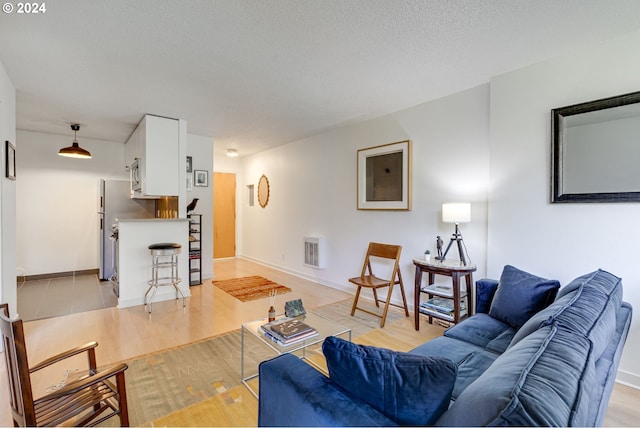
[357,140,411,210]
[5,140,16,180]
[194,170,208,187]
[186,174,193,191]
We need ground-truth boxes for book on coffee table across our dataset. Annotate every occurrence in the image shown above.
[268,318,315,339]
[260,317,319,346]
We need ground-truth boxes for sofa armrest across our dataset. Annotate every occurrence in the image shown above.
[258,354,397,427]
[475,279,499,314]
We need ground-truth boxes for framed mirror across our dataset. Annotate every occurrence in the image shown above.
[551,90,640,203]
[258,174,270,208]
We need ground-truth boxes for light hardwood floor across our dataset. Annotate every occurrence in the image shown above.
[1,258,638,426]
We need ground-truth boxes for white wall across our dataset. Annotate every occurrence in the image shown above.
[0,60,16,314]
[16,130,214,281]
[238,84,490,307]
[16,130,127,276]
[187,133,214,279]
[488,30,640,387]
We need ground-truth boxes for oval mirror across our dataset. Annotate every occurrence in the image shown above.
[258,175,270,208]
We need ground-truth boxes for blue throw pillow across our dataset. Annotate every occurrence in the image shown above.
[322,336,457,426]
[489,265,560,329]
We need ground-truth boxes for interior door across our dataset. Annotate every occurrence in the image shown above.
[213,172,236,258]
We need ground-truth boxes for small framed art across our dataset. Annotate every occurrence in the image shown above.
[194,170,208,187]
[5,140,16,180]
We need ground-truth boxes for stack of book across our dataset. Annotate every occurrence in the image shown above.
[261,318,318,346]
[420,297,467,318]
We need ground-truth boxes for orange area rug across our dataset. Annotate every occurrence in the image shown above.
[212,275,291,302]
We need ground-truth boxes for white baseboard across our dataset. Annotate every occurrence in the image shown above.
[616,369,640,390]
[236,255,408,308]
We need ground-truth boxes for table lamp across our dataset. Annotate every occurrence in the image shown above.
[437,202,471,265]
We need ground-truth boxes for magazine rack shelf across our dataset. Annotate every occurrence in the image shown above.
[188,214,202,286]
[413,258,476,329]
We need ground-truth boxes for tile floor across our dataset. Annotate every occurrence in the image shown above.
[17,274,117,321]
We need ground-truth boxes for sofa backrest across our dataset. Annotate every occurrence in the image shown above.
[509,269,622,361]
[440,269,630,427]
[435,324,595,426]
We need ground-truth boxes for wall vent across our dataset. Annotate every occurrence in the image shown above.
[304,236,326,269]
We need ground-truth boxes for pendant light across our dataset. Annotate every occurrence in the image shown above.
[58,124,92,159]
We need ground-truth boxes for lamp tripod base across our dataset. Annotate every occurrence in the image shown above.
[435,224,467,266]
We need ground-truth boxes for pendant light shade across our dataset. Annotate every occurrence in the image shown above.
[58,124,92,159]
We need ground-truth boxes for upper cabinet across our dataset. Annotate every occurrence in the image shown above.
[125,114,180,198]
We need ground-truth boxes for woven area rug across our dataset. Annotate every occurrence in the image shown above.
[213,275,291,302]
[94,298,405,426]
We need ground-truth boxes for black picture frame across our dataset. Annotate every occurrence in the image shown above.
[5,140,15,180]
[186,156,192,173]
[194,170,208,187]
[551,90,640,203]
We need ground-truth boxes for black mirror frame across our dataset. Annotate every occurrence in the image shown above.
[551,90,640,203]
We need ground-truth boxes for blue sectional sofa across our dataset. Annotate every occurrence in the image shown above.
[258,266,632,426]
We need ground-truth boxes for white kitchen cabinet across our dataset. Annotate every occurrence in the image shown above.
[124,124,140,168]
[130,114,180,198]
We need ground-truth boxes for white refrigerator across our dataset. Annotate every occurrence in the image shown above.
[98,179,156,281]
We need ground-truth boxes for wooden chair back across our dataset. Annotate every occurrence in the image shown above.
[360,242,402,280]
[0,303,36,427]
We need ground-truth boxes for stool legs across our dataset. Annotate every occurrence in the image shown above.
[145,252,185,314]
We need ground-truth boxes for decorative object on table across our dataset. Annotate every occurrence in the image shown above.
[58,124,92,159]
[436,235,443,259]
[284,298,306,318]
[186,197,199,213]
[212,276,291,302]
[268,289,277,322]
[436,202,471,265]
[424,250,431,261]
[5,140,15,180]
[258,174,270,208]
[194,169,208,187]
[356,140,411,210]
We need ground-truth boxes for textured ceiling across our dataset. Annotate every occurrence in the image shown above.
[1,0,639,157]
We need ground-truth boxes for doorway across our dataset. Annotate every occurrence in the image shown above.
[213,172,236,258]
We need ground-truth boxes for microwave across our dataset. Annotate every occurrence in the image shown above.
[131,158,141,191]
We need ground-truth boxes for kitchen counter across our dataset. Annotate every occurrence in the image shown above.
[117,218,190,309]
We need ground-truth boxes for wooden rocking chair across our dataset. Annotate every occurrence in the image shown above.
[0,303,129,427]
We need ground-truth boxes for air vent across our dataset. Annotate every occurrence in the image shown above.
[304,236,326,269]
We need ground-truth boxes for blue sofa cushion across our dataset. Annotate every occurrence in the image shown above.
[443,313,515,354]
[475,279,499,314]
[435,325,594,427]
[258,353,398,427]
[322,336,456,426]
[411,335,499,401]
[489,265,560,329]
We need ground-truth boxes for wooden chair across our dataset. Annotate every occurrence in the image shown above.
[349,242,410,327]
[0,303,130,427]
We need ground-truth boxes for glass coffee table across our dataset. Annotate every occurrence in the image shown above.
[241,311,352,398]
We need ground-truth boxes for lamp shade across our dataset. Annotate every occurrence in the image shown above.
[442,203,470,223]
[58,124,91,159]
[58,141,92,159]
